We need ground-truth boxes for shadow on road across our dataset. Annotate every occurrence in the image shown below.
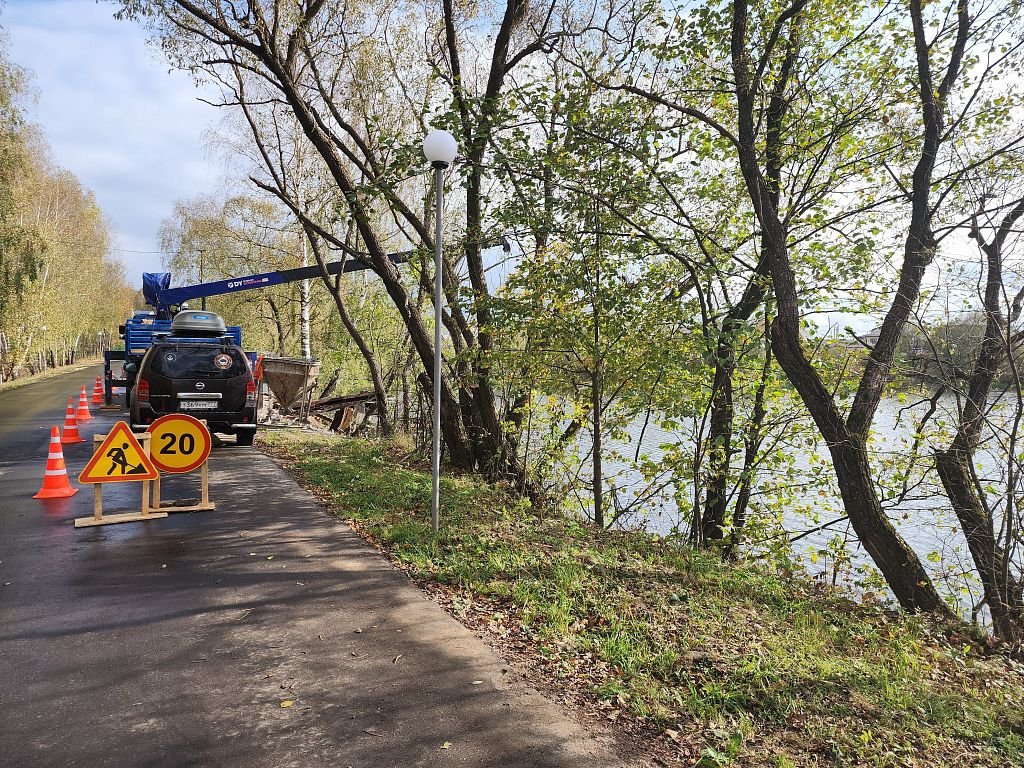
[0,371,620,767]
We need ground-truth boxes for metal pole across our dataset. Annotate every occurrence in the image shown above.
[431,165,444,534]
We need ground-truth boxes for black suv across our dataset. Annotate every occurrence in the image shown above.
[128,312,257,445]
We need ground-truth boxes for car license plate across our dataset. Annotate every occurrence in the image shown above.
[179,400,217,410]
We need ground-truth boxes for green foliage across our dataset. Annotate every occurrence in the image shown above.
[0,31,42,315]
[490,66,709,525]
[0,30,134,378]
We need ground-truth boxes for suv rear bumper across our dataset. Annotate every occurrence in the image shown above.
[132,422,258,433]
[132,403,257,434]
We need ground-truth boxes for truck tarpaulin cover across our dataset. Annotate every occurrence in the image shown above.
[143,273,171,307]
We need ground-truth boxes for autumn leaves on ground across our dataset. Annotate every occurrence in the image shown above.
[265,433,1024,768]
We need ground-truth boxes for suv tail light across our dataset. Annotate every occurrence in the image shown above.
[136,377,150,405]
[245,379,257,408]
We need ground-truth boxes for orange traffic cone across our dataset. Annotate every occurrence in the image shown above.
[34,426,79,499]
[76,386,93,422]
[90,376,104,405]
[61,399,85,444]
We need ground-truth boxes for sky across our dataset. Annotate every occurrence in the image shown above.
[2,0,220,284]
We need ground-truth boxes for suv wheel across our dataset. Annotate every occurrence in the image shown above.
[236,430,255,447]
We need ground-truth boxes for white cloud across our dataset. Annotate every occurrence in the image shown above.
[2,0,221,282]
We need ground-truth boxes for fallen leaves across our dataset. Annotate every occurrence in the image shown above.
[279,700,294,708]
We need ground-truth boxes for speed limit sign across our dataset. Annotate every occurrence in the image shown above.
[147,414,212,473]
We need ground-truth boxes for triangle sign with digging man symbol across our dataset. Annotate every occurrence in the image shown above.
[79,421,160,484]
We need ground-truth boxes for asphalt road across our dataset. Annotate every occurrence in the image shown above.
[0,366,621,768]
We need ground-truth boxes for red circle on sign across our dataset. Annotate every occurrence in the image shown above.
[147,413,212,473]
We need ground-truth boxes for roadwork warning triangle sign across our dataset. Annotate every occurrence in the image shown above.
[79,421,159,483]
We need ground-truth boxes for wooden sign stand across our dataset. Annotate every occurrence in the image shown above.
[148,461,216,514]
[74,433,169,528]
[145,416,216,514]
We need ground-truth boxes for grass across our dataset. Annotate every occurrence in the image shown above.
[0,357,102,394]
[263,431,1024,768]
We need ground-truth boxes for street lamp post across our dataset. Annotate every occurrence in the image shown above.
[422,129,457,534]
[199,250,207,310]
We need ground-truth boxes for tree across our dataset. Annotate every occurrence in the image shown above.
[492,42,797,547]
[732,0,1022,613]
[116,0,570,483]
[159,194,310,355]
[496,224,678,528]
[584,0,1024,612]
[933,192,1024,644]
[0,30,41,315]
[1,131,134,380]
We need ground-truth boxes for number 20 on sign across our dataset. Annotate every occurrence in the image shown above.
[147,414,212,474]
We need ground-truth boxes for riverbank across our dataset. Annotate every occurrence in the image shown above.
[262,432,1023,767]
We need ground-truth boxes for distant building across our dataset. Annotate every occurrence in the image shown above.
[861,326,882,348]
[828,325,882,351]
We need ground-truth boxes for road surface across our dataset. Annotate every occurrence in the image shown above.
[0,366,621,767]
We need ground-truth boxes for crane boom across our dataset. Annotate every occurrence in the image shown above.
[151,251,411,316]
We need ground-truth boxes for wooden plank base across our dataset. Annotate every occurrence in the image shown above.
[152,501,216,514]
[149,460,214,515]
[74,511,169,528]
[76,434,160,528]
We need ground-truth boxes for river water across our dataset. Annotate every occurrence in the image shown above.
[555,395,1014,619]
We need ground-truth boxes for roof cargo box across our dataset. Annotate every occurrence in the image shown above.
[170,310,228,337]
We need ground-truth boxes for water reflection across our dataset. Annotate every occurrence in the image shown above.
[548,395,996,619]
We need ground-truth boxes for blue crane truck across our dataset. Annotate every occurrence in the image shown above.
[103,254,408,405]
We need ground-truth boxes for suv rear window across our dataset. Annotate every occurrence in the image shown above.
[149,345,249,379]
